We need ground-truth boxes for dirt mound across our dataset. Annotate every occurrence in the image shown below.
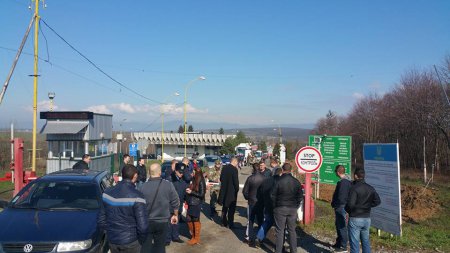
[318,184,334,202]
[318,183,441,223]
[401,185,441,222]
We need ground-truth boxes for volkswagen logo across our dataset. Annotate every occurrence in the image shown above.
[23,244,33,253]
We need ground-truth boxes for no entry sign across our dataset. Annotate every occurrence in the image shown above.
[295,146,323,173]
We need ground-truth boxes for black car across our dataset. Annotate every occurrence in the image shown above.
[0,169,113,253]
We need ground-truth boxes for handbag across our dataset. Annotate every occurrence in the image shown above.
[181,201,188,218]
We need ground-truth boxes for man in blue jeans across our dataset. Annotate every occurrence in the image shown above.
[345,168,381,253]
[331,165,352,252]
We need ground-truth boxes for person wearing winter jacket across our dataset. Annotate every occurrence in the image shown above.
[185,167,206,245]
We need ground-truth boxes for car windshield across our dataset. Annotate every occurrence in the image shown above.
[11,181,100,210]
[205,156,219,162]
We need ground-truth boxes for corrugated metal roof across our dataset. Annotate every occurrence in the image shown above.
[40,121,88,134]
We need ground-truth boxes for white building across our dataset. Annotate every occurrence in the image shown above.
[132,132,235,160]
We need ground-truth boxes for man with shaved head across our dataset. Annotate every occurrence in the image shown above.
[139,163,180,252]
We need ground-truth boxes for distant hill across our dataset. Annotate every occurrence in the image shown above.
[221,127,311,142]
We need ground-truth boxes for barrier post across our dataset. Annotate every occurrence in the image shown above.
[13,138,24,196]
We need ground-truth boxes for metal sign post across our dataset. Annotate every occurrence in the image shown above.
[295,146,322,225]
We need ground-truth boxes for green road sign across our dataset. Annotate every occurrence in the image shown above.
[308,135,352,185]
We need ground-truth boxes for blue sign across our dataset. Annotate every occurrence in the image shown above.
[129,143,138,157]
[363,143,398,162]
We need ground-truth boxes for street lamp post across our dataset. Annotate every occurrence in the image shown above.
[118,118,126,169]
[271,120,282,144]
[161,92,180,162]
[184,76,206,157]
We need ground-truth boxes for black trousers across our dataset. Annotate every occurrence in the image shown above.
[221,200,237,227]
[141,221,169,253]
[274,206,298,253]
[109,240,141,253]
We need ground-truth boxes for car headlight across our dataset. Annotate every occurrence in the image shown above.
[57,239,92,252]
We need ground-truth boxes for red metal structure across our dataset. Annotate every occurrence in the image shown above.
[0,138,37,196]
[303,173,315,225]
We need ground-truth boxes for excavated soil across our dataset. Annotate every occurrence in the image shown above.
[319,183,441,223]
[401,185,441,222]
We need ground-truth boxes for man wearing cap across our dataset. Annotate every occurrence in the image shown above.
[166,158,192,245]
[207,159,222,216]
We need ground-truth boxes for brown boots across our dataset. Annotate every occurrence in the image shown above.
[187,222,194,237]
[187,221,201,245]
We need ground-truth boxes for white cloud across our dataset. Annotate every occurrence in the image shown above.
[84,105,112,114]
[160,103,208,115]
[352,92,365,100]
[82,102,207,117]
[110,103,137,114]
[24,100,60,112]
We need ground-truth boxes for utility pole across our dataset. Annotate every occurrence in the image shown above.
[31,0,41,172]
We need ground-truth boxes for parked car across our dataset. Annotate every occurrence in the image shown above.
[161,161,173,180]
[220,155,231,165]
[0,169,113,253]
[205,155,221,169]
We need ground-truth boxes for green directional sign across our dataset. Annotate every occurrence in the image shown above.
[308,135,352,185]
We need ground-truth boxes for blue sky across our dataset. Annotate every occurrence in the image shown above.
[0,0,449,131]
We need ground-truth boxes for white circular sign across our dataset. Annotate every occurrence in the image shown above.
[295,146,323,173]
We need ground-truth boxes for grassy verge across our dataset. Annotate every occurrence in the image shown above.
[301,182,450,252]
[0,177,14,212]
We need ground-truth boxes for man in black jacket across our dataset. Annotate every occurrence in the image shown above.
[72,154,90,171]
[218,157,240,228]
[271,163,302,253]
[345,168,381,253]
[256,167,282,242]
[136,158,147,185]
[242,163,265,247]
[331,165,352,252]
[99,164,148,253]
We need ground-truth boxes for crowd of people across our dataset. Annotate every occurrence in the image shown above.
[90,153,380,253]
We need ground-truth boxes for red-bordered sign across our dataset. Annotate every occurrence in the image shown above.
[295,146,323,173]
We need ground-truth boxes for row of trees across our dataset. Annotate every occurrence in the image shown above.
[314,56,450,172]
[177,125,195,133]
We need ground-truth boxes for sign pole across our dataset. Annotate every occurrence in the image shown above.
[295,146,322,225]
[304,173,311,224]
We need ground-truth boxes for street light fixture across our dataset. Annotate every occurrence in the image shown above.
[161,92,180,162]
[48,92,55,111]
[184,76,206,157]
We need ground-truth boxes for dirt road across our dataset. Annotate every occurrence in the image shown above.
[166,165,334,253]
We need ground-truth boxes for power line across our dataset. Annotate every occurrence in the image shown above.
[0,45,149,102]
[39,18,162,104]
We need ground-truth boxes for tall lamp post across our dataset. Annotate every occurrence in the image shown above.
[161,92,180,162]
[271,119,282,144]
[184,76,206,157]
[118,118,126,169]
